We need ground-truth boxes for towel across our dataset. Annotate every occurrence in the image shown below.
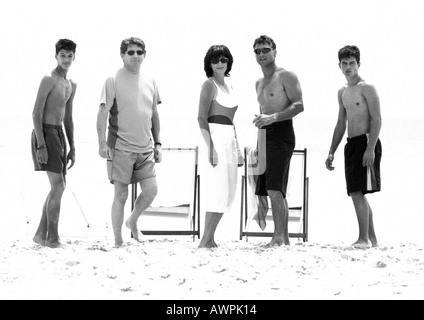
[246,147,269,230]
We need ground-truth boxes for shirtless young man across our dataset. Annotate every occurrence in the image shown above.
[31,39,77,248]
[325,45,382,248]
[252,35,304,247]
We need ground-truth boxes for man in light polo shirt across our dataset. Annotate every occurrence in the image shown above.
[97,37,162,247]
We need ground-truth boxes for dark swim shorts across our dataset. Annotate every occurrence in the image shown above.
[255,120,295,198]
[344,134,382,196]
[31,124,67,175]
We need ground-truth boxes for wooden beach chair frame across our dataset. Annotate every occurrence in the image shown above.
[239,147,309,242]
[131,147,201,241]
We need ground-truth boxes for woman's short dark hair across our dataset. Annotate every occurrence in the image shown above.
[338,45,360,64]
[203,45,233,78]
[120,37,146,55]
[253,35,276,50]
[55,39,77,55]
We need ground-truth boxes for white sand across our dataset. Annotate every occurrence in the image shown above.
[1,112,423,300]
[1,237,423,300]
[1,115,424,300]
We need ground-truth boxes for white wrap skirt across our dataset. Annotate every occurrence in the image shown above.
[205,123,238,214]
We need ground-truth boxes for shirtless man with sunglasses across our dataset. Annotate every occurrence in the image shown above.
[252,35,304,247]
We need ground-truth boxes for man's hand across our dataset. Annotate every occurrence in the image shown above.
[99,141,112,159]
[325,154,335,171]
[67,149,76,170]
[253,114,275,128]
[362,148,375,167]
[154,145,163,163]
[37,147,48,165]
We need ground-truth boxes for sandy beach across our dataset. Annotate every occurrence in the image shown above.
[1,114,423,301]
[1,236,424,300]
[2,0,424,302]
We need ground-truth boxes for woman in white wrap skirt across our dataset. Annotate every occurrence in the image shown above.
[197,45,244,248]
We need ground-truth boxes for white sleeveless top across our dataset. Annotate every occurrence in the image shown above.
[211,79,238,109]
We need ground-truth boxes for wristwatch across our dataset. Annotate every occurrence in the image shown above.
[36,144,47,150]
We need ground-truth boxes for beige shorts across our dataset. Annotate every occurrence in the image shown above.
[107,149,156,185]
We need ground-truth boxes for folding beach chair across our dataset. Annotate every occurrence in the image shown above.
[131,147,201,240]
[239,147,309,242]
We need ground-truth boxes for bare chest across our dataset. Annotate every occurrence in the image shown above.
[51,79,72,103]
[41,75,73,124]
[342,86,367,114]
[257,77,288,111]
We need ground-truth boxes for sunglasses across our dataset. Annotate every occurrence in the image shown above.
[254,48,272,55]
[211,56,229,64]
[126,50,145,56]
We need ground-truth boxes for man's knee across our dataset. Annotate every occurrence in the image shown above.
[267,190,284,199]
[350,191,364,200]
[141,178,158,200]
[114,184,129,204]
[52,182,66,195]
[47,172,66,195]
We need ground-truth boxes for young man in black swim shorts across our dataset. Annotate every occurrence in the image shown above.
[31,39,77,248]
[252,35,304,247]
[326,45,382,249]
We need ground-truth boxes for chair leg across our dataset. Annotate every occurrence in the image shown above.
[240,176,245,240]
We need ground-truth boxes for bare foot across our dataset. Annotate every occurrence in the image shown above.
[125,219,141,242]
[352,240,371,249]
[114,242,124,248]
[263,237,290,248]
[198,239,217,249]
[370,238,379,248]
[33,235,46,246]
[45,240,62,249]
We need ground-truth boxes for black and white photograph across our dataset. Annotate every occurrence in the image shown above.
[0,0,423,301]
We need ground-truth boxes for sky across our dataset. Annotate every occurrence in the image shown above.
[1,0,424,121]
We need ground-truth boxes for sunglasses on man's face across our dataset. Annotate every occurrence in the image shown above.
[254,48,272,55]
[211,56,229,64]
[127,50,145,56]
